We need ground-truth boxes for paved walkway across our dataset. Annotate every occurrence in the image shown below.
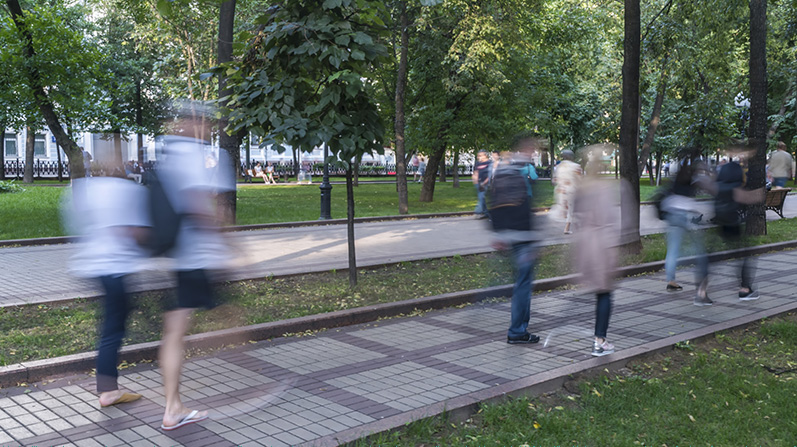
[3,195,796,308]
[1,249,796,446]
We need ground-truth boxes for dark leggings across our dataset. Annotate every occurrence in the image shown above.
[97,275,130,393]
[595,292,612,339]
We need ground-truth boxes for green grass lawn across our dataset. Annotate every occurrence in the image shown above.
[0,177,791,240]
[361,313,797,446]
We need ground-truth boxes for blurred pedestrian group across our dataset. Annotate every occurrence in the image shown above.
[482,136,776,359]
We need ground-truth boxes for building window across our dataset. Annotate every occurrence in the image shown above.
[4,133,16,157]
[34,134,47,157]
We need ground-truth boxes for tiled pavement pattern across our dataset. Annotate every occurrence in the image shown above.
[0,250,795,446]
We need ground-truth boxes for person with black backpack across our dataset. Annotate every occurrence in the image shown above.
[488,136,541,344]
[714,145,765,301]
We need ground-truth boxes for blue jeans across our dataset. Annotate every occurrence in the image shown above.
[665,210,708,284]
[595,292,612,338]
[97,275,130,392]
[508,242,537,339]
[474,185,487,215]
[773,177,788,188]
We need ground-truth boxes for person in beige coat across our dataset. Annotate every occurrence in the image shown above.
[573,152,619,356]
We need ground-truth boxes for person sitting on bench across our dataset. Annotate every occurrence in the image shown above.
[253,162,271,184]
[264,162,277,184]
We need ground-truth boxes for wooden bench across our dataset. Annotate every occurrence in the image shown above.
[765,188,790,218]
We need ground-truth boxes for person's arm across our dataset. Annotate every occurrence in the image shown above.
[733,187,765,205]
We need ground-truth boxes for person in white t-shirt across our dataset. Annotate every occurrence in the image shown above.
[66,175,150,408]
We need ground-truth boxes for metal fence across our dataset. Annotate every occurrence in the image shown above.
[3,159,478,180]
[3,159,71,179]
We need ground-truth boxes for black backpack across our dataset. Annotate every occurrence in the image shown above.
[142,169,182,256]
[487,164,531,231]
[650,183,673,221]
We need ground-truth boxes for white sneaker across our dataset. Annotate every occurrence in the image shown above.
[592,340,615,357]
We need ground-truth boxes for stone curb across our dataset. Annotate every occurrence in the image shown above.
[320,301,797,447]
[1,239,796,388]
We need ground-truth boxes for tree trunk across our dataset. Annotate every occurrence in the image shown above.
[353,159,359,186]
[438,153,446,183]
[346,166,357,288]
[549,135,555,171]
[394,0,409,214]
[218,0,241,224]
[113,131,123,172]
[420,130,447,202]
[6,0,85,178]
[56,142,63,182]
[0,123,5,181]
[24,127,34,183]
[452,149,460,188]
[619,0,642,252]
[647,160,654,185]
[655,149,662,185]
[637,73,667,176]
[135,77,144,163]
[746,0,768,236]
[293,147,299,180]
[767,88,791,139]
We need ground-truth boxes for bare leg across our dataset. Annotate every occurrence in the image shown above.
[160,308,207,427]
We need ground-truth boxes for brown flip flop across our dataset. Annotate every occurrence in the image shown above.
[101,392,142,407]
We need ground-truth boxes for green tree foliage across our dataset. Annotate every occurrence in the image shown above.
[220,0,389,286]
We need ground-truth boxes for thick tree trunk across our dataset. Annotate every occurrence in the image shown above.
[7,0,85,178]
[452,149,459,188]
[746,0,768,236]
[394,0,409,214]
[346,167,357,288]
[619,0,642,252]
[637,74,667,176]
[420,130,447,202]
[24,127,34,183]
[218,0,241,224]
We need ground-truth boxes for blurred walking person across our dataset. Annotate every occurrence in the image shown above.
[573,147,620,356]
[488,136,541,344]
[472,150,491,218]
[154,103,235,431]
[65,174,149,408]
[549,149,581,234]
[714,145,765,301]
[662,153,712,305]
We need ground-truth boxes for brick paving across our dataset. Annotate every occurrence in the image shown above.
[0,250,796,446]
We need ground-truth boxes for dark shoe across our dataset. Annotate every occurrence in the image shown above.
[507,333,540,344]
[694,295,713,306]
[666,283,683,292]
[739,290,760,301]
